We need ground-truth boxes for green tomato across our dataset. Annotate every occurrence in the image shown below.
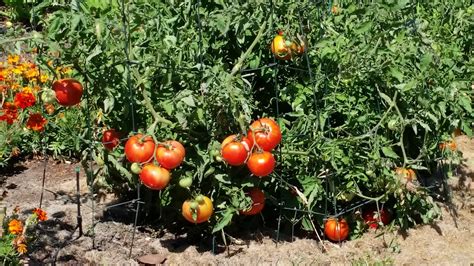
[130,163,142,174]
[41,89,57,104]
[387,119,398,131]
[178,177,193,188]
[365,170,375,177]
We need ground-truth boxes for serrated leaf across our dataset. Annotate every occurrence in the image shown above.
[459,96,472,113]
[212,209,234,233]
[181,95,195,107]
[390,67,404,83]
[214,174,231,184]
[382,147,399,159]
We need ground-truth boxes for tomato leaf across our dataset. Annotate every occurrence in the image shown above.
[212,208,234,233]
[381,147,399,159]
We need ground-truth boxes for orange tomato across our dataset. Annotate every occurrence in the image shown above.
[439,141,457,151]
[271,34,291,60]
[182,196,213,224]
[395,167,416,182]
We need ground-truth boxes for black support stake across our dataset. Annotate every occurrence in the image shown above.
[75,166,83,237]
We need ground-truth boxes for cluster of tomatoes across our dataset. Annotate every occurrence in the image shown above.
[220,117,282,177]
[270,30,306,61]
[120,134,185,191]
[217,117,281,217]
[323,206,392,242]
[102,131,216,225]
[122,134,215,224]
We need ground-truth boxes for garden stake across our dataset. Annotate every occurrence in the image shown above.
[75,166,83,237]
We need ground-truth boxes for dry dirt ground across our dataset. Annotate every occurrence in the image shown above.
[1,136,473,265]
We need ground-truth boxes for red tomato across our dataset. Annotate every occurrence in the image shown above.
[221,134,251,166]
[155,140,185,170]
[139,164,170,190]
[240,188,265,215]
[324,217,350,242]
[102,129,121,151]
[52,78,83,106]
[362,207,391,229]
[124,134,156,163]
[247,151,275,177]
[247,118,282,151]
[182,196,213,224]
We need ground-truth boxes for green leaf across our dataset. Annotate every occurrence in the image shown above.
[181,95,196,107]
[459,96,472,113]
[214,174,231,184]
[382,146,399,159]
[212,208,234,233]
[378,92,393,106]
[390,67,404,83]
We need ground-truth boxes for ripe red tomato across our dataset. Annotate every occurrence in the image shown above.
[247,118,282,151]
[124,134,155,163]
[221,134,251,166]
[324,217,349,242]
[52,78,83,106]
[362,207,391,229]
[139,164,170,190]
[182,195,213,224]
[240,188,265,215]
[102,129,121,151]
[155,140,185,170]
[247,151,275,177]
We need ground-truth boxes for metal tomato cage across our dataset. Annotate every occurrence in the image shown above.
[27,0,458,263]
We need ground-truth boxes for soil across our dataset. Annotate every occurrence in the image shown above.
[0,136,473,265]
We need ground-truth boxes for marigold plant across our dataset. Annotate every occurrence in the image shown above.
[0,207,47,261]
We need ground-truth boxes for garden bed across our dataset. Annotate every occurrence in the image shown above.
[1,135,472,265]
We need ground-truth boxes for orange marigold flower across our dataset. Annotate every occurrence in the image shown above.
[33,208,47,221]
[14,92,36,109]
[24,68,39,80]
[11,83,20,90]
[16,243,27,254]
[0,102,18,124]
[7,55,20,65]
[8,219,23,235]
[26,113,47,131]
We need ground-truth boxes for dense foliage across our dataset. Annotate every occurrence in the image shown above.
[1,0,473,237]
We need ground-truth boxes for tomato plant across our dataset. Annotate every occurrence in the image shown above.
[324,217,350,242]
[4,0,470,236]
[139,164,171,190]
[124,134,155,163]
